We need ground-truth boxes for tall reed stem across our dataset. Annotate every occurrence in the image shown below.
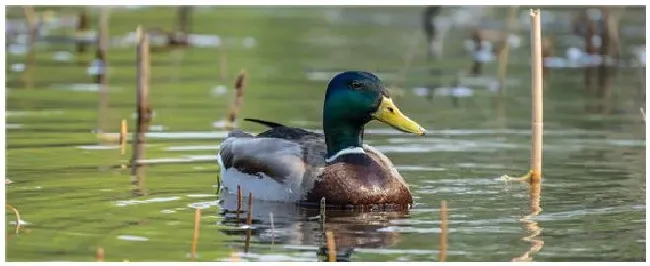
[529,9,544,182]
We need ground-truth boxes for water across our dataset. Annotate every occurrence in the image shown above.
[4,6,646,262]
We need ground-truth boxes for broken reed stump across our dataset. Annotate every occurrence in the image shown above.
[529,9,543,183]
[326,231,336,262]
[96,247,104,262]
[120,119,128,155]
[438,200,448,262]
[225,70,247,131]
[96,7,110,137]
[191,208,201,260]
[236,185,242,221]
[76,9,90,62]
[129,26,152,197]
[22,6,37,89]
[244,192,253,252]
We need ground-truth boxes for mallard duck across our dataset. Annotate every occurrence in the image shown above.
[217,71,426,206]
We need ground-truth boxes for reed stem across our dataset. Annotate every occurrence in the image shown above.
[529,9,544,182]
[130,25,151,196]
[326,231,336,262]
[439,200,448,262]
[236,185,242,221]
[120,119,127,155]
[244,192,253,252]
[191,208,201,260]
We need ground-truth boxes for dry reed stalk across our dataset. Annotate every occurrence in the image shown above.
[129,25,151,197]
[96,7,111,137]
[120,119,127,155]
[247,193,253,225]
[22,6,37,89]
[529,9,543,183]
[439,200,448,262]
[497,6,520,91]
[326,231,336,262]
[225,70,247,131]
[236,185,242,221]
[96,247,104,262]
[191,208,201,260]
[5,204,21,234]
[244,192,254,252]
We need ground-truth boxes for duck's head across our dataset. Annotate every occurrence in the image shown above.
[324,71,426,136]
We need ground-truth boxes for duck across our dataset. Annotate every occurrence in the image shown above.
[217,71,426,207]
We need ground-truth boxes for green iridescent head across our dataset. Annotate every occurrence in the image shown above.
[322,71,426,157]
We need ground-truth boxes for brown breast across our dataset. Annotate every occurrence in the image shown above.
[305,153,413,206]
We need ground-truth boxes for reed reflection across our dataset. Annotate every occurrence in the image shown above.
[512,181,543,262]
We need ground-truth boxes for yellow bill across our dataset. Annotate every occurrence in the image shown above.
[372,96,426,136]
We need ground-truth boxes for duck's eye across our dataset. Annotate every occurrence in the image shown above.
[350,81,363,90]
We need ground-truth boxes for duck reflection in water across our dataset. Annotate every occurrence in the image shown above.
[218,193,409,262]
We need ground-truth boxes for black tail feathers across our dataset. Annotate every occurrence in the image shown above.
[243,118,286,128]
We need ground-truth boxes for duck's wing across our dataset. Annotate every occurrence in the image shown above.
[218,119,327,197]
